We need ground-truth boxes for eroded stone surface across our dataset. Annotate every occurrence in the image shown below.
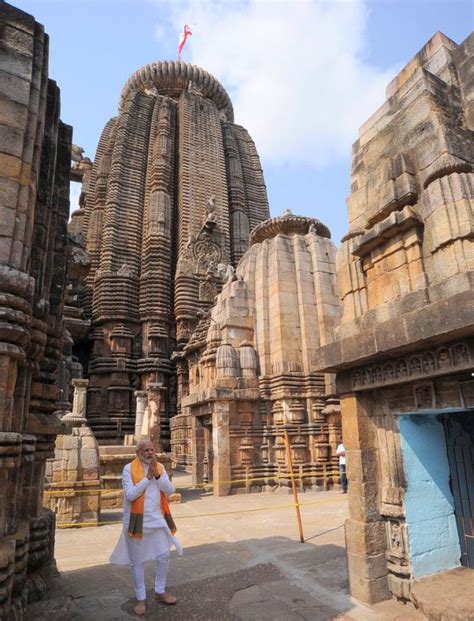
[0,2,72,616]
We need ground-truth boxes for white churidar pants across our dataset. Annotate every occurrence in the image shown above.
[131,549,170,601]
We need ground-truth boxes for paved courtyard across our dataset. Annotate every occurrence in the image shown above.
[27,473,424,620]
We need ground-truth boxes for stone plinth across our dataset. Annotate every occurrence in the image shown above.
[44,380,101,527]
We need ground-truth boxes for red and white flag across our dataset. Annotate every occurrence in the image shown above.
[178,24,192,57]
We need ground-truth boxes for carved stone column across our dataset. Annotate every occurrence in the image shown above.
[342,393,390,603]
[134,391,147,438]
[212,401,231,496]
[71,378,89,418]
[141,383,165,451]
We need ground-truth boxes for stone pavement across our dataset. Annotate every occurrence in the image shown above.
[27,473,424,620]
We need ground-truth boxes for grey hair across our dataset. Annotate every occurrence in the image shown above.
[136,438,153,452]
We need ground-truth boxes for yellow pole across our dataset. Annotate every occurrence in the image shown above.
[284,430,305,543]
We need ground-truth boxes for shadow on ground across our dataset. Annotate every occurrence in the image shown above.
[26,537,352,621]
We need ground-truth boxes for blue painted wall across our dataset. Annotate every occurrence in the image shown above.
[399,414,461,579]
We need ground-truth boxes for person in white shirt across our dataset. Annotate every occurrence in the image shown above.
[110,439,183,616]
[336,441,347,493]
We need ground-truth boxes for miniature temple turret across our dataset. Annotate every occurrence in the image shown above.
[75,61,269,445]
[171,212,343,495]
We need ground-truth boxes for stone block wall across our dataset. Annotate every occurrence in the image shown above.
[0,2,71,616]
[315,32,473,605]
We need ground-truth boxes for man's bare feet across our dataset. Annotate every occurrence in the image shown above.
[134,600,146,616]
[155,592,177,605]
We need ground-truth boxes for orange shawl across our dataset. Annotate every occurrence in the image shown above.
[128,457,177,540]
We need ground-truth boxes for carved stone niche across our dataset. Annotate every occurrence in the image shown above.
[238,410,253,426]
[275,436,286,463]
[238,436,253,465]
[291,435,308,464]
[386,519,408,562]
[287,399,306,424]
[352,341,472,391]
[148,324,168,357]
[272,401,284,425]
[312,399,326,422]
[413,382,436,410]
[314,434,330,463]
[110,324,133,356]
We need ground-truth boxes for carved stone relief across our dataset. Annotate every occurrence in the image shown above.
[352,342,471,391]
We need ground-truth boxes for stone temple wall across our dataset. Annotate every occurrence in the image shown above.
[314,32,474,605]
[0,2,71,617]
[173,213,342,495]
[71,61,270,448]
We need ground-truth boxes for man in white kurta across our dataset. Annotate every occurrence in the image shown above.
[110,439,183,616]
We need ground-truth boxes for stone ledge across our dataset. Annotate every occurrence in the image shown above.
[314,286,474,373]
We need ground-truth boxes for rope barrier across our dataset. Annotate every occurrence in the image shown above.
[54,495,347,529]
[44,471,340,497]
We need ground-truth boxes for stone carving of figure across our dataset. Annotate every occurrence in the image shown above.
[437,348,451,368]
[451,343,469,365]
[396,360,408,378]
[71,144,85,163]
[205,195,217,226]
[117,263,134,277]
[188,80,204,96]
[383,364,395,381]
[217,262,237,284]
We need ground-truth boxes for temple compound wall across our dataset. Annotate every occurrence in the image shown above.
[0,3,71,617]
[69,61,270,450]
[314,32,474,605]
[172,213,342,495]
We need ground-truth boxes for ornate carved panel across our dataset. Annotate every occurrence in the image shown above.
[352,342,472,391]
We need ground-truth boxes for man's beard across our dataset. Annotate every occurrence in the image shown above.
[141,455,153,464]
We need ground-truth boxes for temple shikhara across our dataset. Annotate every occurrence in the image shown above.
[0,1,472,618]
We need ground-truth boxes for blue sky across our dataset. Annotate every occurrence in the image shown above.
[14,0,473,243]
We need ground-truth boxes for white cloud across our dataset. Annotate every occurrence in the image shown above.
[153,0,397,170]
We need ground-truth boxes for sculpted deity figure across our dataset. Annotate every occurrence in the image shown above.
[217,263,237,284]
[205,195,217,224]
[71,143,85,163]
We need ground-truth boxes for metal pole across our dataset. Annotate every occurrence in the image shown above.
[284,430,305,543]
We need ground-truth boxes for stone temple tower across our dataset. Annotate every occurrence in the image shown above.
[78,61,269,446]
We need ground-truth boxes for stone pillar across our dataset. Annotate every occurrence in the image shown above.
[134,391,147,438]
[44,378,101,528]
[141,383,165,451]
[342,393,389,604]
[72,378,88,418]
[191,416,205,486]
[212,401,231,496]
